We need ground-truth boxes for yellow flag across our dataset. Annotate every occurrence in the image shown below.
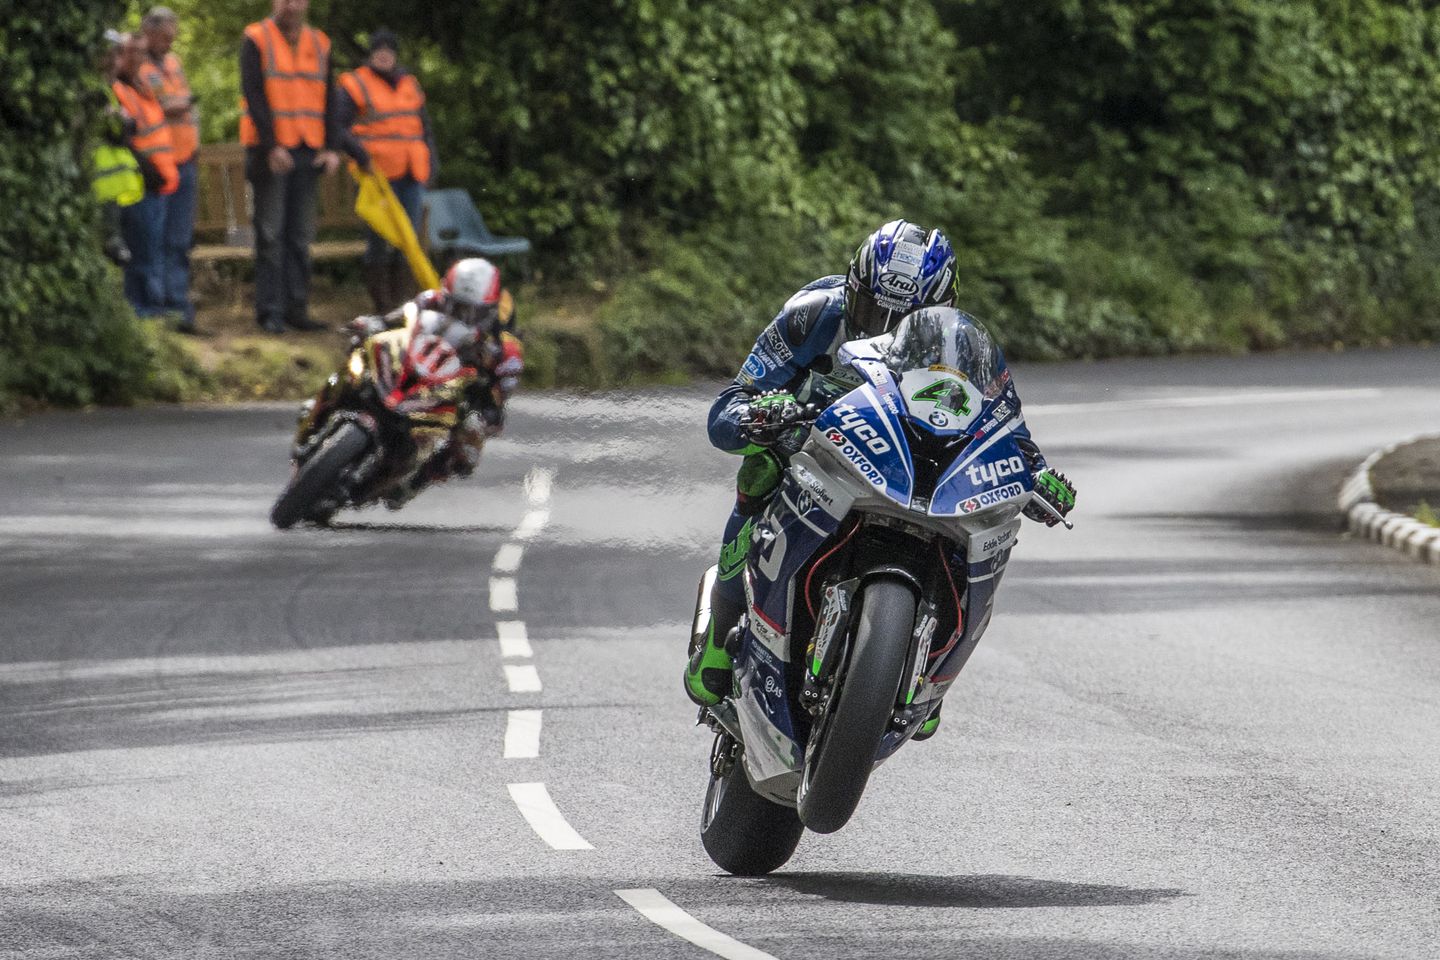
[350,165,441,290]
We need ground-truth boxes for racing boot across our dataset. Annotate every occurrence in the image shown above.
[911,701,943,742]
[685,584,743,707]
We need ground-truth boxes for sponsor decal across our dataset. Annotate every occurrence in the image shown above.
[826,428,886,488]
[762,325,794,364]
[971,402,1012,439]
[966,455,1027,488]
[960,481,1025,513]
[833,403,892,455]
[877,272,920,299]
[880,391,901,415]
[928,364,968,379]
[891,241,925,269]
[742,356,766,381]
[795,489,814,515]
[979,527,1016,556]
[929,411,950,427]
[792,466,836,509]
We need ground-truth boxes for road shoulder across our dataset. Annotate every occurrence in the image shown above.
[1339,433,1440,565]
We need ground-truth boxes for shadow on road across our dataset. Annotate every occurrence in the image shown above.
[323,521,512,535]
[763,871,1187,909]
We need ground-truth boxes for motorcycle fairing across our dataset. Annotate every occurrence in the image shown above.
[735,465,846,789]
[810,371,915,508]
[928,424,1036,518]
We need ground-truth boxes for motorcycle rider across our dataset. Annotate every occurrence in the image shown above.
[348,257,523,505]
[685,219,1077,726]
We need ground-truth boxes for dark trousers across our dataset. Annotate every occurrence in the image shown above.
[161,158,198,323]
[247,146,320,326]
[119,191,165,315]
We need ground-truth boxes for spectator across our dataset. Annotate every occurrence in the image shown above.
[113,32,179,318]
[338,29,438,311]
[139,6,200,333]
[239,0,358,334]
[93,30,144,267]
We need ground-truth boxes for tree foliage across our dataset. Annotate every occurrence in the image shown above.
[0,0,157,409]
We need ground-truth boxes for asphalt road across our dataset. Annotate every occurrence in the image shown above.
[1,347,1438,959]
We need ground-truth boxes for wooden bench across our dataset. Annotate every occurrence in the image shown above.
[192,143,368,262]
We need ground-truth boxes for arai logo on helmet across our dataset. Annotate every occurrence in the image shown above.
[877,272,920,299]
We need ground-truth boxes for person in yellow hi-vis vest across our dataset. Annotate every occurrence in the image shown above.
[93,31,144,266]
[338,29,438,312]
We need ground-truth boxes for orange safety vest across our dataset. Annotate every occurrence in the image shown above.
[139,52,199,164]
[239,18,330,150]
[112,80,179,195]
[338,66,431,183]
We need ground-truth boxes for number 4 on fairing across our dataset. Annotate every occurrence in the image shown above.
[911,377,971,417]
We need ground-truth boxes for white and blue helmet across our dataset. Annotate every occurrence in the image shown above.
[845,219,957,337]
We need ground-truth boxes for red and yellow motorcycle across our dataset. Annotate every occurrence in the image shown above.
[270,306,478,529]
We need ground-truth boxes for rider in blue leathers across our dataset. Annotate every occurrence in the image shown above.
[685,219,1076,711]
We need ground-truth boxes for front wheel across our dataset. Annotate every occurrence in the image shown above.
[270,422,371,529]
[796,576,916,834]
[700,734,803,876]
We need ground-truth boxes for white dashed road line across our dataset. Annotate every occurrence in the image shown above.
[497,469,589,850]
[615,889,777,960]
[489,577,518,613]
[508,783,593,850]
[493,542,525,574]
[514,509,550,541]
[496,621,533,659]
[504,709,543,759]
[504,663,542,693]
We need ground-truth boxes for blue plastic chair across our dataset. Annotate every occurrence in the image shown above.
[422,189,533,268]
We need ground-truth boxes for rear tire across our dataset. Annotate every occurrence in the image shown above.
[700,736,804,876]
[796,576,916,834]
[270,423,370,529]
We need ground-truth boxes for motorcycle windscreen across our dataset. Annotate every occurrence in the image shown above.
[811,381,914,509]
[928,429,1035,518]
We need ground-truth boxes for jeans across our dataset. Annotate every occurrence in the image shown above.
[247,146,320,326]
[119,191,165,315]
[161,158,198,323]
[363,175,425,265]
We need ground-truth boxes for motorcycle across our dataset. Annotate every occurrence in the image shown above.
[270,303,478,529]
[693,308,1072,875]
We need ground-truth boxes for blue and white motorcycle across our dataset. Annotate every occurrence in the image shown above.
[693,307,1073,875]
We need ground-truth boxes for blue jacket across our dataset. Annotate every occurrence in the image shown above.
[707,276,1048,471]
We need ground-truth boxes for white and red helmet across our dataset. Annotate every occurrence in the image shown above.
[443,258,502,329]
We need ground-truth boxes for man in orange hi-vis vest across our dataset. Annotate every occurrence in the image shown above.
[114,32,179,319]
[240,0,361,334]
[140,7,200,333]
[338,29,438,312]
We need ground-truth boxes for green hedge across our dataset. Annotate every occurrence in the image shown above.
[0,1,163,410]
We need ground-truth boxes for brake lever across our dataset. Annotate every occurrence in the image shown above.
[1030,492,1075,530]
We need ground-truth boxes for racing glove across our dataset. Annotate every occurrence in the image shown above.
[741,391,811,455]
[1023,468,1077,527]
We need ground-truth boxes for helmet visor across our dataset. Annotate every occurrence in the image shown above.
[848,286,905,337]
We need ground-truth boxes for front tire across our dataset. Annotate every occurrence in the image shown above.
[700,735,803,876]
[270,423,370,529]
[796,576,916,834]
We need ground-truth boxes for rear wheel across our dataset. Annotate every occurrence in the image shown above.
[700,733,804,876]
[270,423,370,529]
[796,576,916,834]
